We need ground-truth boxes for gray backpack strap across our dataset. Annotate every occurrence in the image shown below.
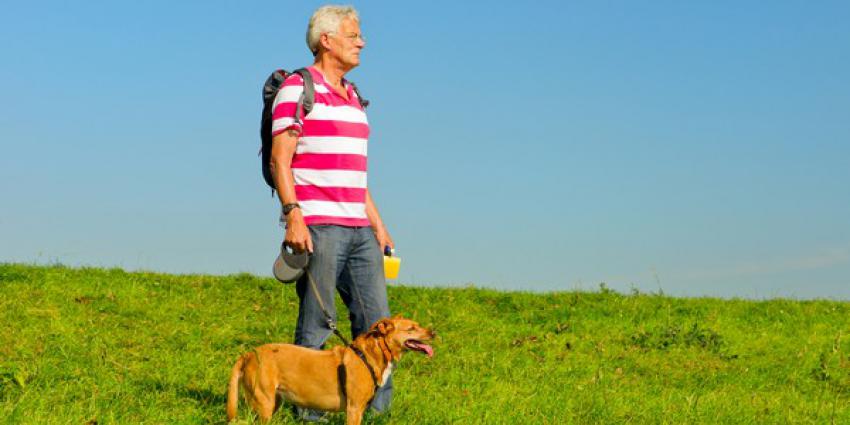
[293,68,316,121]
[349,82,369,109]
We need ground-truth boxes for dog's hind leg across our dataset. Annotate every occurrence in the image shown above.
[256,400,276,423]
[345,402,365,425]
[250,384,277,423]
[238,350,277,422]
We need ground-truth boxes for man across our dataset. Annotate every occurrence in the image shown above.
[268,5,394,420]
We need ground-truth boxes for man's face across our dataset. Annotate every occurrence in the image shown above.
[327,18,365,69]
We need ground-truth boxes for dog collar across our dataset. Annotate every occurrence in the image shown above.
[377,337,394,363]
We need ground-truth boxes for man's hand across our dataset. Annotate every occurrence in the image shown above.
[374,223,394,255]
[365,189,393,254]
[285,209,313,253]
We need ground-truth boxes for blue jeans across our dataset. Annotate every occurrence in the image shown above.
[294,225,392,418]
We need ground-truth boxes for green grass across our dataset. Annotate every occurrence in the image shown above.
[1,263,849,424]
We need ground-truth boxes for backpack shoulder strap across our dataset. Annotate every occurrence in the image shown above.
[293,68,315,118]
[349,81,369,109]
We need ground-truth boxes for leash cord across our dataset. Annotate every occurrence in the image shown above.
[304,268,351,346]
[303,268,380,390]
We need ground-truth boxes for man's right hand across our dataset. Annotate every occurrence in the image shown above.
[284,209,313,253]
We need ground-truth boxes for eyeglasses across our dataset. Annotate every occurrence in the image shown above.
[328,32,366,43]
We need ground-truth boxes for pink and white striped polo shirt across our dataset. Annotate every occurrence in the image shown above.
[271,66,370,227]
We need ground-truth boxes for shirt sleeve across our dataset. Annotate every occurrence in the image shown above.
[271,74,305,137]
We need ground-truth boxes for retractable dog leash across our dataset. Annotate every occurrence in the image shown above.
[303,268,381,390]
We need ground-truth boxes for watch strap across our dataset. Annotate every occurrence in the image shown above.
[283,203,301,215]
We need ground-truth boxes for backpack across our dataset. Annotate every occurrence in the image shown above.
[259,68,369,192]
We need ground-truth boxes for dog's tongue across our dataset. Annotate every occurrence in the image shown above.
[409,341,434,358]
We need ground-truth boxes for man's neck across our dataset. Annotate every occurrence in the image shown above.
[312,58,349,88]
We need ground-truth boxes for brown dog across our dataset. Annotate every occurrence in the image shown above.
[226,316,435,424]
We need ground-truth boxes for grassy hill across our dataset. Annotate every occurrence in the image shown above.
[1,263,849,424]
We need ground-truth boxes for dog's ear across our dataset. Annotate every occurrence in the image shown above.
[372,318,395,335]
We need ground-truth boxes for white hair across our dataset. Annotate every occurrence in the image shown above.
[307,5,360,56]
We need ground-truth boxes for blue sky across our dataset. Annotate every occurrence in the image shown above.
[2,1,849,299]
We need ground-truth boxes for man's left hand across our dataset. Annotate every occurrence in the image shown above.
[374,225,394,255]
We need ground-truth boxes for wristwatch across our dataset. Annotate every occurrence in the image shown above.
[283,203,300,215]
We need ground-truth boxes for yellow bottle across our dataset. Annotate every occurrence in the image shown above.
[383,247,401,280]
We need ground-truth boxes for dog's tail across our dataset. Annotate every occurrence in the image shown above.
[226,354,245,422]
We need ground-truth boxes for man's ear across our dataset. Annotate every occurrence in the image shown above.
[319,33,334,53]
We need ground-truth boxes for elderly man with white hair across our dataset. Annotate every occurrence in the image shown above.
[268,5,394,421]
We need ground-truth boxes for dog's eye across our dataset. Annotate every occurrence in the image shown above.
[407,327,416,331]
